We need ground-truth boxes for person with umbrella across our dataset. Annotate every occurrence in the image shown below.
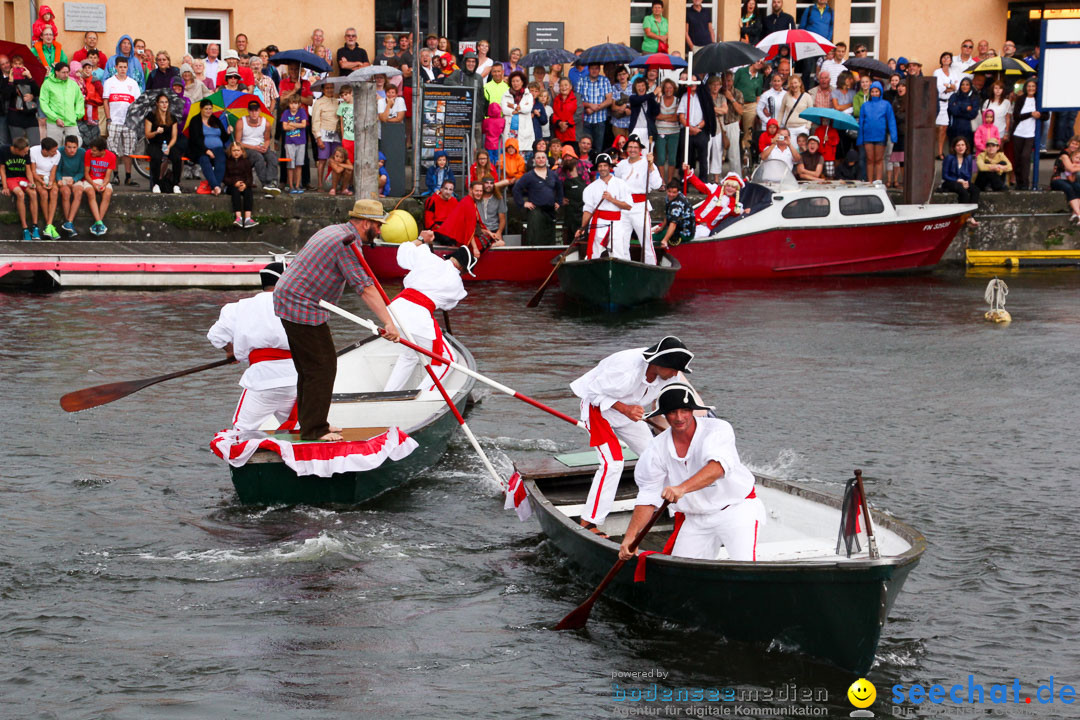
[186,98,230,195]
[574,64,614,152]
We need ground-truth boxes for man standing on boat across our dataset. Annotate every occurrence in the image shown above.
[274,200,400,442]
[569,337,693,535]
[613,136,663,264]
[618,383,765,562]
[383,232,476,392]
[681,164,749,238]
[207,262,297,436]
[577,153,633,260]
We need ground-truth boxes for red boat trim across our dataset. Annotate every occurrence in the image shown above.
[772,246,935,273]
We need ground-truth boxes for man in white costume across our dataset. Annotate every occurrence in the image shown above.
[577,153,633,260]
[569,337,694,535]
[207,262,298,434]
[613,136,663,265]
[619,383,766,562]
[383,232,474,392]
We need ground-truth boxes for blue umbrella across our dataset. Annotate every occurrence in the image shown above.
[798,107,858,133]
[520,48,580,67]
[269,49,331,74]
[576,43,640,66]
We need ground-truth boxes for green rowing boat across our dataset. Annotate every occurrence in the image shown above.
[556,246,679,311]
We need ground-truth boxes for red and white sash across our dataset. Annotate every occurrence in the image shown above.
[586,209,621,259]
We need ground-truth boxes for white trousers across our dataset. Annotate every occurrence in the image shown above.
[383,335,455,392]
[671,497,767,561]
[232,386,297,434]
[581,406,655,526]
[624,202,657,265]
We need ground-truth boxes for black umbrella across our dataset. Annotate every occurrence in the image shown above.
[122,89,187,134]
[520,48,579,67]
[576,43,640,66]
[269,49,331,74]
[691,41,766,75]
[844,57,893,79]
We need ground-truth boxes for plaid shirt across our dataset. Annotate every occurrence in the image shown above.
[273,223,374,325]
[575,74,614,125]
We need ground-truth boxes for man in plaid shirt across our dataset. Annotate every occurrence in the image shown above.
[274,199,400,442]
[575,64,613,157]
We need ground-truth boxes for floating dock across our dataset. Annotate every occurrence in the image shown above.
[966,249,1080,268]
[0,241,288,289]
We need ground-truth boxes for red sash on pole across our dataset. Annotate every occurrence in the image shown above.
[586,209,621,259]
[248,348,293,364]
[394,288,446,366]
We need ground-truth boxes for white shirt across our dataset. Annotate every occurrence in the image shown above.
[377,95,406,120]
[388,242,467,341]
[570,347,674,428]
[204,58,226,82]
[1014,96,1037,139]
[613,157,663,210]
[955,56,978,77]
[29,146,60,182]
[207,291,297,391]
[765,144,794,171]
[677,92,704,127]
[819,58,846,89]
[582,175,632,216]
[102,75,141,124]
[239,116,267,146]
[757,86,786,126]
[633,416,756,516]
[933,67,961,102]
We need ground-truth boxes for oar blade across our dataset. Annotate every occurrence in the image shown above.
[60,380,144,413]
[553,600,595,631]
[525,283,551,308]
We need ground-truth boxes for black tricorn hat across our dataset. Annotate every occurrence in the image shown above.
[645,383,714,419]
[260,261,285,287]
[449,246,478,276]
[642,335,694,373]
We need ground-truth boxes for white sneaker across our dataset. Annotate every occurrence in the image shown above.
[152,185,161,194]
[172,186,181,194]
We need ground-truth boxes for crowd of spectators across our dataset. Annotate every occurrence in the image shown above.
[1,1,1076,242]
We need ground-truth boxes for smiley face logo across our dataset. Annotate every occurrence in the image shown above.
[848,678,876,708]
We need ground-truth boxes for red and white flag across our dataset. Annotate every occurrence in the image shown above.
[504,471,532,521]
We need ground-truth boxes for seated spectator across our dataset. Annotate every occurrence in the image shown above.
[941,136,979,207]
[224,141,258,228]
[144,92,184,194]
[482,102,505,167]
[477,175,508,244]
[378,151,389,197]
[797,135,825,181]
[186,98,231,195]
[469,149,494,186]
[761,127,799,171]
[82,137,116,235]
[234,100,278,194]
[512,150,563,245]
[424,179,458,233]
[657,179,696,249]
[179,64,206,103]
[1,137,40,240]
[812,118,840,178]
[975,137,1011,192]
[836,148,858,180]
[1049,135,1080,222]
[424,149,455,196]
[973,109,999,154]
[327,145,353,196]
[30,137,61,239]
[57,135,86,236]
[280,94,308,194]
[758,118,780,154]
[499,138,526,184]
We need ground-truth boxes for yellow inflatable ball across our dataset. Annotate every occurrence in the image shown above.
[381,209,419,244]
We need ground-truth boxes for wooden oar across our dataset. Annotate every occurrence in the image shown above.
[319,299,585,430]
[60,356,236,413]
[554,499,671,631]
[347,244,510,490]
[526,242,579,308]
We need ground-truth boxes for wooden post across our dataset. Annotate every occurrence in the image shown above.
[352,80,379,197]
[902,75,938,205]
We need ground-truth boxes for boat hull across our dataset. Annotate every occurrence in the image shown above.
[556,255,679,310]
[523,467,924,673]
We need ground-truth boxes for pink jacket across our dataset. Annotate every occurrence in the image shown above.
[973,122,1000,154]
[482,102,505,151]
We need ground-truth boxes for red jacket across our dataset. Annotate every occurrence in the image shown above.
[551,92,577,143]
[424,194,459,231]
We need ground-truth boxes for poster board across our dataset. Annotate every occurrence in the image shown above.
[63,2,106,32]
[417,85,478,189]
[527,22,564,53]
[1038,19,1080,111]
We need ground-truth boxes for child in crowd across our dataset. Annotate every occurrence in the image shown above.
[32,6,58,43]
[29,137,61,238]
[378,151,390,197]
[311,83,340,191]
[469,149,493,185]
[483,102,504,167]
[11,55,30,81]
[327,145,353,196]
[424,149,454,196]
[57,135,86,237]
[224,141,258,228]
[527,81,548,143]
[812,118,840,179]
[337,84,355,163]
[83,137,116,235]
[973,109,999,155]
[280,93,308,194]
[0,137,40,241]
[499,137,525,184]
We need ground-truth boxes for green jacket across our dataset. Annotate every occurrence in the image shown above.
[852,90,870,119]
[40,76,85,125]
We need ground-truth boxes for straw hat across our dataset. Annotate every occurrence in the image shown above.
[348,199,388,223]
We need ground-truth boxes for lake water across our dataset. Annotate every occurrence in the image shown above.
[2,269,1078,719]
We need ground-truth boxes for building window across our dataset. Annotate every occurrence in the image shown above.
[186,10,229,59]
[631,1,653,51]
[849,0,880,57]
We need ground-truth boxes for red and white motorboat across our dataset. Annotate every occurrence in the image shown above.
[363,162,976,282]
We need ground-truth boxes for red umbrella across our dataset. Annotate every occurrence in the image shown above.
[0,41,47,85]
[755,29,835,62]
[628,53,688,70]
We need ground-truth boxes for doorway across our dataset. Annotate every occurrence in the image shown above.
[377,0,508,58]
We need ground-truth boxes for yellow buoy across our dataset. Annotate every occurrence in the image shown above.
[381,209,418,244]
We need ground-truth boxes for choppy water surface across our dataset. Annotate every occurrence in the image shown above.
[2,270,1078,719]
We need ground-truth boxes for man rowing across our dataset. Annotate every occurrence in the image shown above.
[207,262,297,436]
[618,383,765,562]
[383,232,476,392]
[273,199,400,442]
[569,337,694,535]
[577,153,632,260]
[613,136,662,264]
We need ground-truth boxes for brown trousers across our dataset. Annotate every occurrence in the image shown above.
[281,319,337,440]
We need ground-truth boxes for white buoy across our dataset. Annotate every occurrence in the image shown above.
[984,277,1011,323]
